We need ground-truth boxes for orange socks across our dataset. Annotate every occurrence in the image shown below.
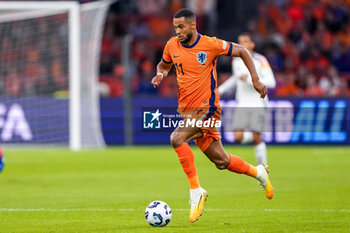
[174,143,200,189]
[174,145,256,187]
[227,154,257,177]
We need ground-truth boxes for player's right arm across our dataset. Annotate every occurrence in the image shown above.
[152,60,172,88]
[152,40,173,88]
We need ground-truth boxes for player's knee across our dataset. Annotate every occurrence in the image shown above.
[213,157,230,170]
[170,132,184,148]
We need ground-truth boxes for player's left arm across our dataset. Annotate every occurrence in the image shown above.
[230,43,267,98]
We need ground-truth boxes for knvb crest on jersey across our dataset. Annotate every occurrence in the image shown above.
[196,52,207,64]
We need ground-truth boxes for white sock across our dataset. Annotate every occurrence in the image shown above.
[241,131,253,144]
[254,142,267,164]
[190,187,201,199]
[256,164,265,182]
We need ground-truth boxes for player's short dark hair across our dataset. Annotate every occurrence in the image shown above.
[174,8,196,21]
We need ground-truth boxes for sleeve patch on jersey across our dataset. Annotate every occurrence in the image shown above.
[222,41,227,50]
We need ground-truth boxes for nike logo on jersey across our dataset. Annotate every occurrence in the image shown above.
[173,55,180,58]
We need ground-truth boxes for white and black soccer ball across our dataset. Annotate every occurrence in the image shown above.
[144,200,172,227]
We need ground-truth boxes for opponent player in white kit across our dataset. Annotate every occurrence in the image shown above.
[218,33,276,165]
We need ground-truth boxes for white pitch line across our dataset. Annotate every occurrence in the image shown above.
[0,208,134,212]
[0,208,349,213]
[175,209,350,213]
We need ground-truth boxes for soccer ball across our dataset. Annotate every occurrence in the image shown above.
[144,200,172,227]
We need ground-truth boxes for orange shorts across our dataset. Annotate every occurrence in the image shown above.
[180,107,221,152]
[194,129,221,152]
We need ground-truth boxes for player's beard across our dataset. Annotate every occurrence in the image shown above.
[181,31,193,44]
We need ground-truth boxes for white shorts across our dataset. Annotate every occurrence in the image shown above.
[232,107,266,133]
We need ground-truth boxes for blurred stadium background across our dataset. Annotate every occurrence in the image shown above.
[0,0,349,146]
[0,0,349,232]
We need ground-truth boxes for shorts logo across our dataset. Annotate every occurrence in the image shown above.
[143,109,162,129]
[197,52,207,64]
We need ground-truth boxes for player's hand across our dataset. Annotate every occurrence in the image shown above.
[151,73,163,88]
[253,80,267,98]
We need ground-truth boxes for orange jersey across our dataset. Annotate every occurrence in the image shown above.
[162,34,232,117]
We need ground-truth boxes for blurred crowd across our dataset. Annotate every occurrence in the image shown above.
[0,0,349,98]
[0,13,69,97]
[251,0,350,97]
[100,0,350,97]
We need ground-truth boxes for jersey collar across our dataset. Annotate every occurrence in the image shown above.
[181,33,201,49]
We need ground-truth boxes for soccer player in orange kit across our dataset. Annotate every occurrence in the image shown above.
[151,9,273,223]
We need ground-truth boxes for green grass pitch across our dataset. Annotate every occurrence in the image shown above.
[0,146,349,233]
